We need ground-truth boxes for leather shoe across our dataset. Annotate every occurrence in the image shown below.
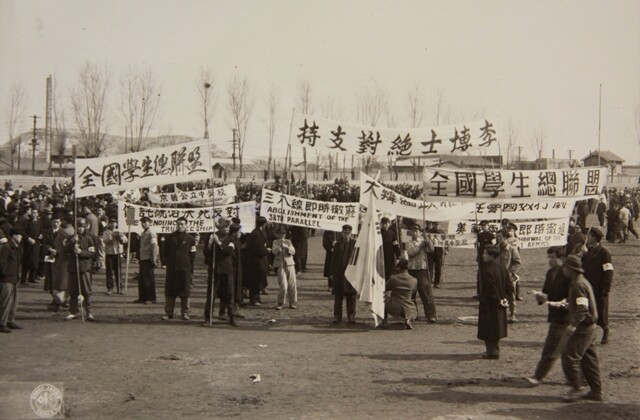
[581,391,604,401]
[0,325,11,333]
[482,354,499,360]
[7,322,22,330]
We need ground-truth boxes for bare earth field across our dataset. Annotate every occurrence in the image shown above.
[2,233,639,419]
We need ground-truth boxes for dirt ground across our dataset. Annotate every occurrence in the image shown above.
[2,232,639,419]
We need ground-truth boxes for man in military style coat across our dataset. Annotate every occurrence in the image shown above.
[581,227,613,344]
[162,217,197,321]
[330,224,357,324]
[477,245,513,359]
[244,216,270,306]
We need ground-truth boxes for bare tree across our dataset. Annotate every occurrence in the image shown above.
[4,83,28,173]
[296,80,314,115]
[264,83,279,179]
[531,124,546,168]
[356,80,388,175]
[197,66,216,140]
[505,120,519,168]
[433,88,444,125]
[320,95,344,120]
[69,62,110,157]
[119,67,161,152]
[51,79,68,171]
[227,73,254,178]
[407,81,425,128]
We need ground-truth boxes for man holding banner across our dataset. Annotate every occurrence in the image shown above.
[136,216,158,304]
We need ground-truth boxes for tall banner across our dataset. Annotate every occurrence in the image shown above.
[292,113,498,157]
[75,139,212,197]
[260,189,359,233]
[444,218,570,249]
[344,194,385,326]
[148,184,236,205]
[117,200,256,234]
[359,173,476,221]
[422,167,606,201]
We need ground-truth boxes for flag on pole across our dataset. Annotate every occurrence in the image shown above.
[345,193,386,326]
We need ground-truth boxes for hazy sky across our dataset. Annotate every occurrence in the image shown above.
[1,0,639,164]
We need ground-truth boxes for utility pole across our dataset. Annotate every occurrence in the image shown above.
[597,84,602,167]
[31,115,40,172]
[231,128,237,170]
[517,146,523,168]
[568,149,574,160]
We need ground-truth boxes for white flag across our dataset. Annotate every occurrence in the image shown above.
[345,193,386,326]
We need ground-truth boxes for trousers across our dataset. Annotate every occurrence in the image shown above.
[138,260,156,302]
[409,269,436,318]
[534,322,570,380]
[561,324,602,393]
[276,265,297,307]
[164,295,190,317]
[334,294,356,321]
[68,271,92,315]
[0,282,17,326]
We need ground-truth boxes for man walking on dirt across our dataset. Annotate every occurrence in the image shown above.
[581,227,613,344]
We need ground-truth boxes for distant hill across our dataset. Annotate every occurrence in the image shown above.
[1,129,230,159]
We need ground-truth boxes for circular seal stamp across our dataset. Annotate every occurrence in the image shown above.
[30,383,63,418]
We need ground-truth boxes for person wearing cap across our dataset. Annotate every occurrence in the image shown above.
[379,258,417,330]
[330,224,357,324]
[162,217,197,321]
[475,220,495,298]
[20,205,41,285]
[526,246,571,386]
[271,226,297,310]
[560,254,603,402]
[136,216,158,305]
[477,245,513,359]
[496,229,521,323]
[244,216,270,306]
[0,227,24,332]
[65,218,96,321]
[566,217,585,256]
[406,223,437,323]
[581,226,613,344]
[102,218,127,295]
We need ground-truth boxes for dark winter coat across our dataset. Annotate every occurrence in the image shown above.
[163,231,196,297]
[330,235,356,296]
[477,258,513,342]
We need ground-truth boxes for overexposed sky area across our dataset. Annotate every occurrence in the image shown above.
[1,0,639,163]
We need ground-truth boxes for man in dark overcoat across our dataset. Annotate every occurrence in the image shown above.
[244,216,269,306]
[162,217,196,321]
[477,245,513,359]
[290,225,309,275]
[380,217,401,281]
[581,227,613,344]
[20,206,41,285]
[380,258,417,330]
[322,230,336,290]
[330,224,357,324]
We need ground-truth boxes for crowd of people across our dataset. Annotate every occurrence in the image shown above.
[0,177,637,402]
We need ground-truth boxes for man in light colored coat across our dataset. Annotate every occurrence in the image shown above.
[271,227,297,310]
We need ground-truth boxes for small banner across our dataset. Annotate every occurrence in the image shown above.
[445,218,570,249]
[471,199,577,221]
[148,184,236,205]
[75,139,212,197]
[117,200,256,233]
[260,189,359,232]
[422,167,607,201]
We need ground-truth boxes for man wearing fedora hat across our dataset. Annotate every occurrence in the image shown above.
[581,226,613,345]
[560,254,603,402]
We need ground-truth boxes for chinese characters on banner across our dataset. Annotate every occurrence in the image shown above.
[422,167,607,201]
[292,113,498,157]
[75,140,212,197]
[260,189,359,233]
[117,200,256,234]
[148,184,237,206]
[444,218,569,249]
[359,173,476,221]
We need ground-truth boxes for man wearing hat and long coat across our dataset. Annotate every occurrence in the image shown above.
[162,217,197,320]
[581,227,613,344]
[50,214,74,310]
[330,224,357,324]
[244,216,270,306]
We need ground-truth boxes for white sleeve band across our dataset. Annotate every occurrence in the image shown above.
[576,297,589,307]
[602,263,613,271]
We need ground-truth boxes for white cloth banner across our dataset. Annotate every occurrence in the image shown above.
[148,184,236,205]
[359,173,476,221]
[117,200,256,234]
[260,189,359,232]
[471,199,578,221]
[445,218,569,249]
[345,194,385,326]
[75,139,212,197]
[422,167,607,201]
[292,113,498,157]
